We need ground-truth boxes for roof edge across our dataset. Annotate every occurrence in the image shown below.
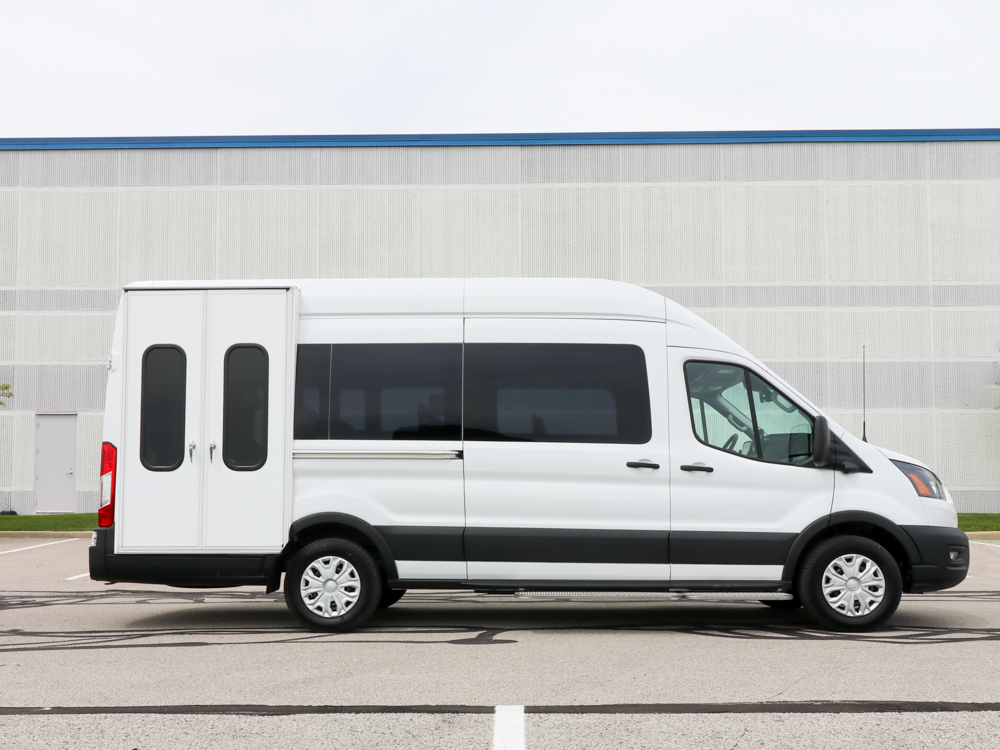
[3,128,1000,150]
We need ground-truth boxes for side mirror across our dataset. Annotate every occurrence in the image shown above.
[812,416,832,467]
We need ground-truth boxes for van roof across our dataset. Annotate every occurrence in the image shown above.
[125,277,691,323]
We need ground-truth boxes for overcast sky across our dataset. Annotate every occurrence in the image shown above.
[1,1,997,138]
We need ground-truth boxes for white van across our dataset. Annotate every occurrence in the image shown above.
[89,278,968,632]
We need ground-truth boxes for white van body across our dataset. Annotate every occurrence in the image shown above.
[90,279,968,630]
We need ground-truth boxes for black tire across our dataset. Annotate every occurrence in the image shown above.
[798,535,902,631]
[378,588,407,609]
[284,538,382,632]
[761,598,801,610]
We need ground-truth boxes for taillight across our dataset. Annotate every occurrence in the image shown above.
[98,442,117,527]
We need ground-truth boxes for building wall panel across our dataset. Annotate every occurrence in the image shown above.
[933,310,1000,358]
[10,413,35,489]
[0,413,12,487]
[17,191,117,287]
[119,189,217,283]
[823,142,927,181]
[318,147,419,185]
[701,310,826,360]
[826,184,929,283]
[936,412,1000,486]
[8,365,107,412]
[15,314,115,362]
[722,185,825,283]
[75,413,103,492]
[19,149,118,187]
[620,144,721,183]
[929,183,1000,281]
[418,188,519,276]
[218,188,318,278]
[0,314,12,361]
[120,148,217,186]
[827,310,933,360]
[418,147,519,185]
[318,188,419,277]
[0,152,17,187]
[621,186,723,284]
[0,190,18,286]
[929,141,1000,180]
[520,187,620,278]
[220,148,318,186]
[721,143,824,182]
[521,145,619,184]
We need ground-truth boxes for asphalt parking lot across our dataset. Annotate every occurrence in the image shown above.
[2,537,1000,749]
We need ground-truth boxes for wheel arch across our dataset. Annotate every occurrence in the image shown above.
[782,511,921,589]
[282,513,398,581]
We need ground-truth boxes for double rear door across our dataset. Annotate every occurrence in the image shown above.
[118,289,293,553]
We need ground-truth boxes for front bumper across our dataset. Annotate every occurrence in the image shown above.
[900,525,969,593]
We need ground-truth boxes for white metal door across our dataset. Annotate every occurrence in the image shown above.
[120,291,205,549]
[667,347,835,581]
[35,414,77,513]
[463,318,671,582]
[202,290,292,549]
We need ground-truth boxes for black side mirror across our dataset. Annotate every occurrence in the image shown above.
[812,415,832,467]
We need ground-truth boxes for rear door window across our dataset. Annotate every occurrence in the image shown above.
[223,344,268,470]
[464,343,651,444]
[140,345,186,471]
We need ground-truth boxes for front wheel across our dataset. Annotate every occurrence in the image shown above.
[798,535,902,631]
[284,538,382,632]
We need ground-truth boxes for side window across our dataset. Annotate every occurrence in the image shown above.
[223,345,268,470]
[140,345,187,471]
[293,344,462,441]
[748,372,814,465]
[465,344,651,444]
[684,362,757,458]
[684,361,814,465]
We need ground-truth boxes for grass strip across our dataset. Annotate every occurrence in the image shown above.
[0,513,97,531]
[958,513,1000,532]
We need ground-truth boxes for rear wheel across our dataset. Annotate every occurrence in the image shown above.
[284,538,382,632]
[798,535,902,631]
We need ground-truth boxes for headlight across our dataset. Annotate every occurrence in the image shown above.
[891,460,944,499]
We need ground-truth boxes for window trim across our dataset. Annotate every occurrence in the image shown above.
[682,358,817,468]
[223,343,269,471]
[139,344,187,472]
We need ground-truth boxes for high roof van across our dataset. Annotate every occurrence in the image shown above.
[89,279,968,631]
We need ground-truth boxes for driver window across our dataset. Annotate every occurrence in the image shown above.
[684,362,758,458]
[685,361,815,465]
[747,372,814,465]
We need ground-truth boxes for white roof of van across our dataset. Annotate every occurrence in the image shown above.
[126,277,680,321]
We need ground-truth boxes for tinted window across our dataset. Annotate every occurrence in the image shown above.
[224,345,268,470]
[685,361,814,465]
[293,344,462,441]
[140,345,186,471]
[464,344,651,444]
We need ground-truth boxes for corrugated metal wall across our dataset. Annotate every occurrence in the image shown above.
[1,142,999,513]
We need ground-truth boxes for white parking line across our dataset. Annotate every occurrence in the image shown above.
[493,705,525,750]
[65,573,90,580]
[971,541,1000,549]
[0,539,79,555]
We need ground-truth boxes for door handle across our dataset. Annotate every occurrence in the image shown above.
[627,461,660,469]
[209,442,216,462]
[680,464,714,473]
[189,441,196,462]
[66,468,74,476]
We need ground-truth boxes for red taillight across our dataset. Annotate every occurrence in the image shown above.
[98,442,116,527]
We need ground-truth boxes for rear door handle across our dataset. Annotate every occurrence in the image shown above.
[680,464,714,473]
[627,461,660,469]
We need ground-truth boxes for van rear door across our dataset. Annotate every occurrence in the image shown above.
[118,287,294,553]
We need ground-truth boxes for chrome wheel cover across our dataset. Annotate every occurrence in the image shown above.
[821,554,885,617]
[300,555,361,618]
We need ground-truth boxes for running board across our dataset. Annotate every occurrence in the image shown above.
[514,591,794,601]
